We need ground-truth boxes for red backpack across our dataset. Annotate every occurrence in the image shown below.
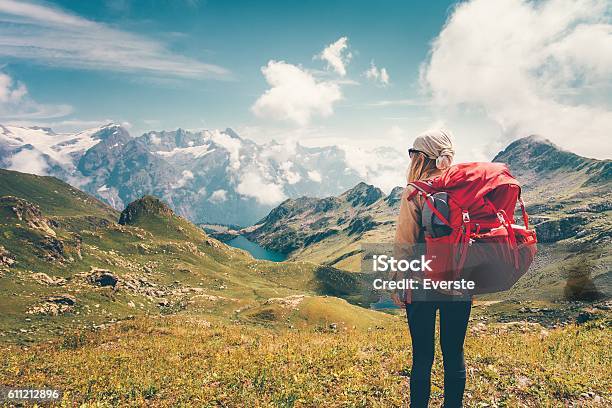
[407,162,537,294]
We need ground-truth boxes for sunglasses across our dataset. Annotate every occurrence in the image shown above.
[408,148,425,158]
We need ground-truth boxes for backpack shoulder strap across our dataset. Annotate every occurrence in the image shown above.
[406,181,435,200]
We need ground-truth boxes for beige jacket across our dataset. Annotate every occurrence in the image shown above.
[392,169,442,302]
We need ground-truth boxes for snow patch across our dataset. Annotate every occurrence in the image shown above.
[2,124,110,169]
[156,145,215,159]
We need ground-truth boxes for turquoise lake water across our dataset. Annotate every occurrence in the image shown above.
[227,235,288,262]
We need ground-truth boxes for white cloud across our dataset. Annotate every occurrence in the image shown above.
[421,0,612,158]
[172,170,194,188]
[340,144,406,192]
[236,171,286,205]
[279,160,301,184]
[252,60,342,125]
[208,189,227,203]
[317,36,352,76]
[0,72,26,103]
[0,0,229,79]
[307,170,322,182]
[0,72,72,120]
[7,147,49,175]
[364,61,390,86]
[368,98,428,107]
[208,129,242,170]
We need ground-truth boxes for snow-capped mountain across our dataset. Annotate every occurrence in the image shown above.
[0,124,405,225]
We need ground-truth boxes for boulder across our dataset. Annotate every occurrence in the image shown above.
[31,272,67,286]
[1,196,56,236]
[0,246,16,268]
[535,215,588,242]
[88,268,119,287]
[27,294,77,316]
[576,311,596,324]
[47,294,77,305]
[38,236,65,261]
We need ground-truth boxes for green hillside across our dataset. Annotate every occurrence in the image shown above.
[0,169,380,345]
[0,168,117,219]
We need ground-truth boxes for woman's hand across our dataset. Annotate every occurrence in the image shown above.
[391,292,404,307]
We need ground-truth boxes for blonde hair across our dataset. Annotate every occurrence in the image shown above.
[407,152,438,182]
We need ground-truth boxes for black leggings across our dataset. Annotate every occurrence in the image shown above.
[405,300,471,408]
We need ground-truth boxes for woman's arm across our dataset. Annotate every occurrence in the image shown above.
[391,186,422,305]
[394,186,422,257]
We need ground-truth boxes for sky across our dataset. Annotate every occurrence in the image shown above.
[0,0,611,163]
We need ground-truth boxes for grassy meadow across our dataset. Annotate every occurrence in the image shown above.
[1,313,610,407]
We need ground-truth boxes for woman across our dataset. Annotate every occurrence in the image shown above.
[393,129,471,408]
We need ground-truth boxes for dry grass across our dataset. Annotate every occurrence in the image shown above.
[1,315,610,407]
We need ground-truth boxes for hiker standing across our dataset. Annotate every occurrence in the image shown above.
[393,129,471,408]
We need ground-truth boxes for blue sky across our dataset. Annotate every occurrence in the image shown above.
[0,0,610,160]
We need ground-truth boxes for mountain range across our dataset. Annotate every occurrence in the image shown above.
[0,124,404,225]
[1,138,610,406]
[238,136,611,300]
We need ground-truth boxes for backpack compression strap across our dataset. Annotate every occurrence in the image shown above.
[406,182,452,227]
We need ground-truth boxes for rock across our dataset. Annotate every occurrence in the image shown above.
[329,323,338,330]
[303,229,340,246]
[343,182,384,207]
[0,246,16,268]
[27,294,76,316]
[158,298,169,307]
[264,295,305,309]
[534,215,588,242]
[38,236,65,261]
[575,230,587,238]
[568,202,612,214]
[31,272,66,286]
[88,267,119,287]
[1,196,57,236]
[576,311,595,324]
[47,294,77,305]
[313,197,341,213]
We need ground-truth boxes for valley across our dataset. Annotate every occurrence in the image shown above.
[235,136,611,301]
[0,135,610,406]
